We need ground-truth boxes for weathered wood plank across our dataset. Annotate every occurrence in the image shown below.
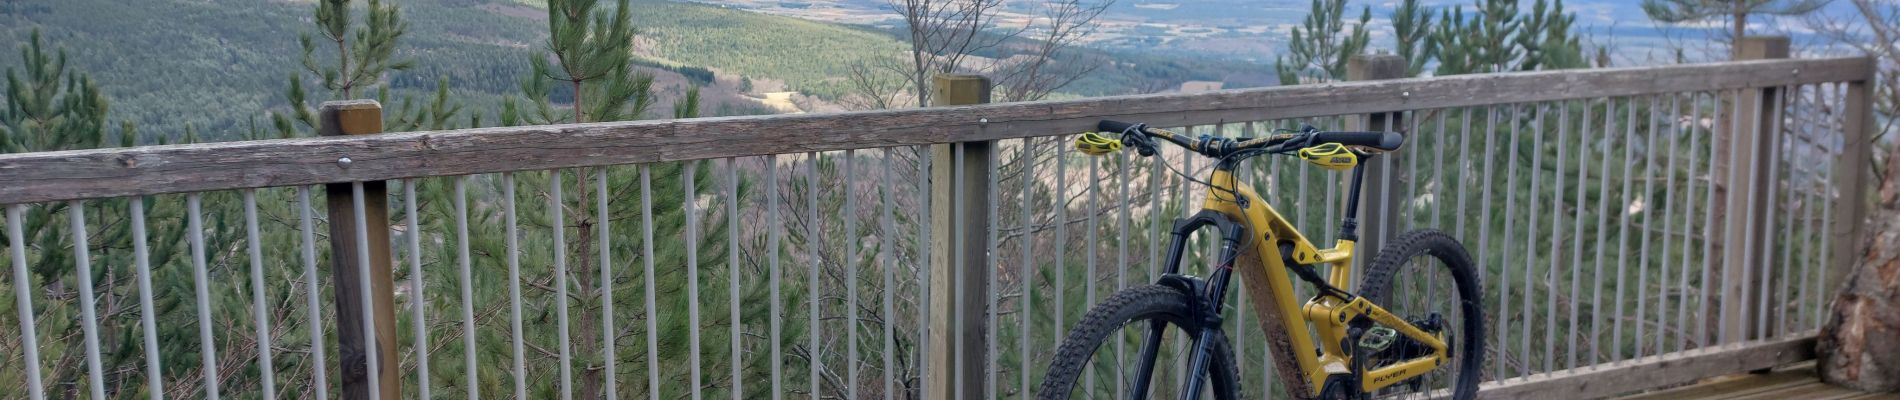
[1617,365,1817,400]
[1478,334,1818,400]
[0,57,1871,204]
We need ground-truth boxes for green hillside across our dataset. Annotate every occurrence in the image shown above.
[0,0,1267,143]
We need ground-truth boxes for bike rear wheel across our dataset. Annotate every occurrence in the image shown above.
[1038,285,1240,400]
[1356,229,1486,400]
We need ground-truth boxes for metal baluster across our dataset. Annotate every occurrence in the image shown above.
[1500,104,1521,379]
[453,178,478,400]
[728,159,744,400]
[69,200,109,400]
[641,166,662,400]
[1677,92,1702,353]
[987,143,1002,400]
[1568,100,1593,370]
[132,197,166,400]
[687,162,705,400]
[552,170,575,400]
[1593,97,1618,363]
[813,150,828,400]
[601,170,617,400]
[1614,96,1638,362]
[845,150,861,400]
[1636,95,1660,359]
[1476,105,1502,379]
[883,149,901,400]
[1020,140,1037,400]
[6,205,45,400]
[1545,102,1568,374]
[1658,94,1682,354]
[767,156,785,400]
[299,187,331,399]
[188,194,223,399]
[241,191,278,399]
[504,173,527,399]
[350,183,384,400]
[1524,103,1543,375]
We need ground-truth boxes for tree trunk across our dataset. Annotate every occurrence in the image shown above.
[1817,144,1900,392]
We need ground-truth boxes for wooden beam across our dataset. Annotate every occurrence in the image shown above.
[1829,64,1877,295]
[1719,36,1788,344]
[925,74,992,400]
[1477,334,1819,400]
[319,100,401,400]
[0,57,1872,205]
[1346,53,1407,271]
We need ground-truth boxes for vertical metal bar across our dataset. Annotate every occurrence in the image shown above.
[500,173,527,399]
[1815,83,1838,330]
[1499,104,1521,379]
[399,181,428,399]
[1700,91,1722,349]
[1659,94,1681,354]
[845,150,862,400]
[1591,98,1616,365]
[987,143,1001,400]
[728,159,743,400]
[67,201,109,400]
[1477,105,1502,379]
[1678,93,1703,353]
[552,171,574,400]
[1775,87,1796,337]
[1757,87,1786,338]
[1568,100,1593,370]
[350,183,384,400]
[240,192,277,399]
[1545,102,1567,374]
[601,170,617,400]
[188,194,224,399]
[1788,85,1814,333]
[1457,108,1473,241]
[1636,95,1659,359]
[767,156,785,400]
[1434,109,1447,233]
[916,148,932,400]
[1523,103,1542,375]
[686,162,705,400]
[502,173,528,399]
[882,150,900,400]
[1614,96,1637,362]
[131,197,166,400]
[1087,144,1100,394]
[1054,137,1068,374]
[451,179,478,400]
[810,152,826,400]
[1020,141,1036,400]
[299,188,330,399]
[641,166,661,400]
[5,205,45,400]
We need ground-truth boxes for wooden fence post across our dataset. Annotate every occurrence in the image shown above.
[1346,54,1407,268]
[1828,59,1876,296]
[926,75,992,400]
[1718,36,1788,343]
[320,100,401,400]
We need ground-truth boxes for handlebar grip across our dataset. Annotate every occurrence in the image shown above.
[1313,131,1404,151]
[1098,120,1142,134]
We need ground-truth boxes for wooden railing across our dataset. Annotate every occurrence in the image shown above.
[0,42,1877,399]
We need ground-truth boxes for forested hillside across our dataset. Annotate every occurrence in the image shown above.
[0,0,1261,143]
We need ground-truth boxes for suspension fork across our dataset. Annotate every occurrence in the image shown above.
[1129,211,1247,400]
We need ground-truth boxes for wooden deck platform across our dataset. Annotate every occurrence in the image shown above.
[1616,363,1899,400]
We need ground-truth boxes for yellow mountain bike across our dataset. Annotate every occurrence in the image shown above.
[1038,120,1485,400]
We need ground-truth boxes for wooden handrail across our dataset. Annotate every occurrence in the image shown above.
[0,56,1872,205]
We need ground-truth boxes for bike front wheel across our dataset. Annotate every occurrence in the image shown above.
[1038,285,1239,400]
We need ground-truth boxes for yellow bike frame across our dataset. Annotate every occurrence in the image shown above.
[1199,168,1449,395]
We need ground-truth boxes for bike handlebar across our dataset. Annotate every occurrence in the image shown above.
[1097,119,1402,159]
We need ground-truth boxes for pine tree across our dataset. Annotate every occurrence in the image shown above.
[1391,0,1437,77]
[1275,0,1370,84]
[1641,0,1829,57]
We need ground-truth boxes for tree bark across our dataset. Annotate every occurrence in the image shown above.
[1817,144,1900,392]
